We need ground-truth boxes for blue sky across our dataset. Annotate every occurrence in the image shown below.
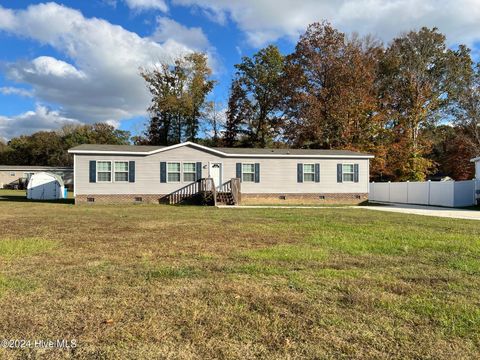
[1,0,479,141]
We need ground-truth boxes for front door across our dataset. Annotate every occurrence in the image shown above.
[209,162,222,188]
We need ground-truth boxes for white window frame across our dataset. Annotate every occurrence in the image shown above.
[96,160,112,183]
[342,163,355,183]
[242,163,256,183]
[303,163,315,182]
[114,161,129,183]
[183,162,196,183]
[167,161,181,183]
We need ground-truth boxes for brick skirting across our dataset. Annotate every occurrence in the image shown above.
[75,194,168,204]
[241,193,368,205]
[76,192,368,205]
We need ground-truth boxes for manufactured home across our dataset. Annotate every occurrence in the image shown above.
[68,142,373,205]
[0,165,73,190]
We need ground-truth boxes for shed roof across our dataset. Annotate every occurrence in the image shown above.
[0,165,73,171]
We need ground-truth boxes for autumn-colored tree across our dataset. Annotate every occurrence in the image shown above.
[284,22,384,152]
[425,125,475,180]
[141,53,214,145]
[225,45,286,147]
[452,62,480,157]
[378,27,472,180]
[184,53,216,141]
[224,79,250,147]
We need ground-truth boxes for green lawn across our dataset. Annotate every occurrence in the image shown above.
[0,190,479,359]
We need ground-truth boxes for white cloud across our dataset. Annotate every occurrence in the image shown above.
[0,87,33,97]
[0,2,212,139]
[124,0,168,12]
[151,16,210,51]
[173,0,480,47]
[0,105,80,140]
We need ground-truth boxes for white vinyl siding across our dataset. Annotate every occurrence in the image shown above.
[74,144,370,195]
[303,164,315,182]
[114,161,129,182]
[97,161,112,182]
[242,163,255,182]
[167,162,181,182]
[183,162,196,182]
[342,164,354,182]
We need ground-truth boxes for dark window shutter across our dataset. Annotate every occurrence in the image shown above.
[128,161,135,183]
[297,163,303,183]
[315,163,320,183]
[89,161,96,183]
[337,164,343,183]
[160,162,167,183]
[354,164,359,182]
[236,163,242,181]
[254,163,260,183]
[196,162,202,181]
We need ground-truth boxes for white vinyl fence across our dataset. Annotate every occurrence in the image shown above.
[369,180,479,207]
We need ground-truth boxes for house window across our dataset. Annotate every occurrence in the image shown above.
[10,172,15,177]
[242,163,255,182]
[114,161,129,182]
[303,164,315,182]
[97,161,112,182]
[167,162,181,182]
[342,164,355,182]
[23,172,35,180]
[183,162,196,182]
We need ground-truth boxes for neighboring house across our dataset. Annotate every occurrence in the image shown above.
[472,156,480,180]
[68,142,374,205]
[0,165,73,190]
[472,156,480,205]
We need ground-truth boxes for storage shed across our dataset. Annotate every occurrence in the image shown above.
[27,172,66,200]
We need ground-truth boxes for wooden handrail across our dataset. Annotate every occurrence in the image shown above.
[166,177,240,206]
[230,178,241,205]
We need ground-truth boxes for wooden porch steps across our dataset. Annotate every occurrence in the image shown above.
[216,191,235,205]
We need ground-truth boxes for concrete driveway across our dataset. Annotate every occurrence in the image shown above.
[363,203,480,221]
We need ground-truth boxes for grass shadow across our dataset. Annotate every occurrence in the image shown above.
[0,191,74,205]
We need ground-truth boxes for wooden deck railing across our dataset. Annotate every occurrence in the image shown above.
[167,178,217,205]
[166,177,241,206]
[218,178,241,205]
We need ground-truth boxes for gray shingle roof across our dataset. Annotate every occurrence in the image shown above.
[213,147,372,156]
[68,143,373,157]
[68,144,164,153]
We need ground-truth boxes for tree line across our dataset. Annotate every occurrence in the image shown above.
[0,124,130,166]
[139,22,480,181]
[1,22,479,181]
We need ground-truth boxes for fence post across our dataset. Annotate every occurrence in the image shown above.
[371,181,374,201]
[406,181,409,204]
[388,181,391,202]
[427,180,431,206]
[452,180,455,208]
